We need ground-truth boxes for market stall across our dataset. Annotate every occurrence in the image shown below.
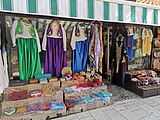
[0,0,160,119]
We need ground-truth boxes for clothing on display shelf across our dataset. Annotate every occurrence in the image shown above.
[71,25,88,74]
[10,19,42,81]
[42,20,67,77]
[89,23,103,73]
[142,28,153,56]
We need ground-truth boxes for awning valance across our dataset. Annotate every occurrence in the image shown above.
[0,0,160,26]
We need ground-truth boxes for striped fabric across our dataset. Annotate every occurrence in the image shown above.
[0,0,159,26]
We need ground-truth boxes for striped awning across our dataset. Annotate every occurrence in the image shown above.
[0,0,160,26]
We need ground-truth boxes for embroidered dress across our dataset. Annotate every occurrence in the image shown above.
[10,19,42,81]
[71,25,88,74]
[89,24,103,73]
[142,28,153,56]
[42,21,67,77]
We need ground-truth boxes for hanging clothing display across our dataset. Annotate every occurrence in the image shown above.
[10,19,42,81]
[71,25,88,74]
[42,21,67,77]
[127,27,134,60]
[89,23,103,73]
[111,29,127,86]
[0,47,9,93]
[142,28,153,56]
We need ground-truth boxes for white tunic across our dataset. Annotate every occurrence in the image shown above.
[0,50,9,93]
[10,20,41,52]
[71,25,87,50]
[42,22,67,51]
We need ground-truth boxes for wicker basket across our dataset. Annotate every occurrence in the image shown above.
[61,80,90,88]
[2,92,63,110]
[64,85,108,98]
[4,81,60,101]
[66,96,114,115]
[1,106,66,120]
[66,103,87,115]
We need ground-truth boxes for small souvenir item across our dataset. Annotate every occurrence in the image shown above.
[4,108,16,116]
[39,78,48,84]
[41,102,50,111]
[48,77,58,82]
[11,90,28,101]
[9,80,27,86]
[27,103,42,112]
[29,90,42,98]
[154,39,160,48]
[50,101,65,110]
[66,76,72,81]
[61,67,72,76]
[80,71,86,76]
[35,74,52,79]
[92,78,102,87]
[29,79,39,84]
[43,89,53,96]
[16,106,27,114]
[60,78,65,81]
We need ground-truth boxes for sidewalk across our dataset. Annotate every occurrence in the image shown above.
[58,95,160,120]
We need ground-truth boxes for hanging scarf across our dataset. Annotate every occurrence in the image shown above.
[89,23,103,73]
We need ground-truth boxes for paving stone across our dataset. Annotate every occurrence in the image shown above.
[141,116,159,120]
[76,111,91,119]
[81,116,95,120]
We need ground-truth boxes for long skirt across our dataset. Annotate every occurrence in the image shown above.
[44,37,67,77]
[17,38,42,81]
[72,39,88,74]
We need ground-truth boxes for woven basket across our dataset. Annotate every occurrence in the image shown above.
[2,92,63,110]
[66,103,87,115]
[4,81,60,101]
[64,85,108,98]
[1,106,66,120]
[61,80,90,88]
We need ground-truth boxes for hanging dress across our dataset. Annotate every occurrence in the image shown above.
[89,24,103,73]
[42,21,67,77]
[71,25,88,74]
[10,20,42,81]
[142,28,153,56]
[127,27,134,60]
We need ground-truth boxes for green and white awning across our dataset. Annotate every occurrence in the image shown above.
[0,0,160,26]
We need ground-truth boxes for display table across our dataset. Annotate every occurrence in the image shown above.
[124,73,160,98]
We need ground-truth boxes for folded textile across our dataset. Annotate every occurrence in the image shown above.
[11,90,28,101]
[90,93,101,100]
[80,95,95,103]
[35,74,52,79]
[50,101,64,110]
[4,108,16,116]
[27,103,42,113]
[29,90,42,98]
[65,96,82,106]
[41,102,50,111]
[39,78,48,84]
[97,92,111,101]
[16,106,27,114]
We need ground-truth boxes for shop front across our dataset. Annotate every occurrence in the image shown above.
[0,0,160,119]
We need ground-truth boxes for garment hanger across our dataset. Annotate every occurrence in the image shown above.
[90,20,102,25]
[22,18,30,24]
[51,19,60,25]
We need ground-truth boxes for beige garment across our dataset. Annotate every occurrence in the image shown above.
[142,28,153,56]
